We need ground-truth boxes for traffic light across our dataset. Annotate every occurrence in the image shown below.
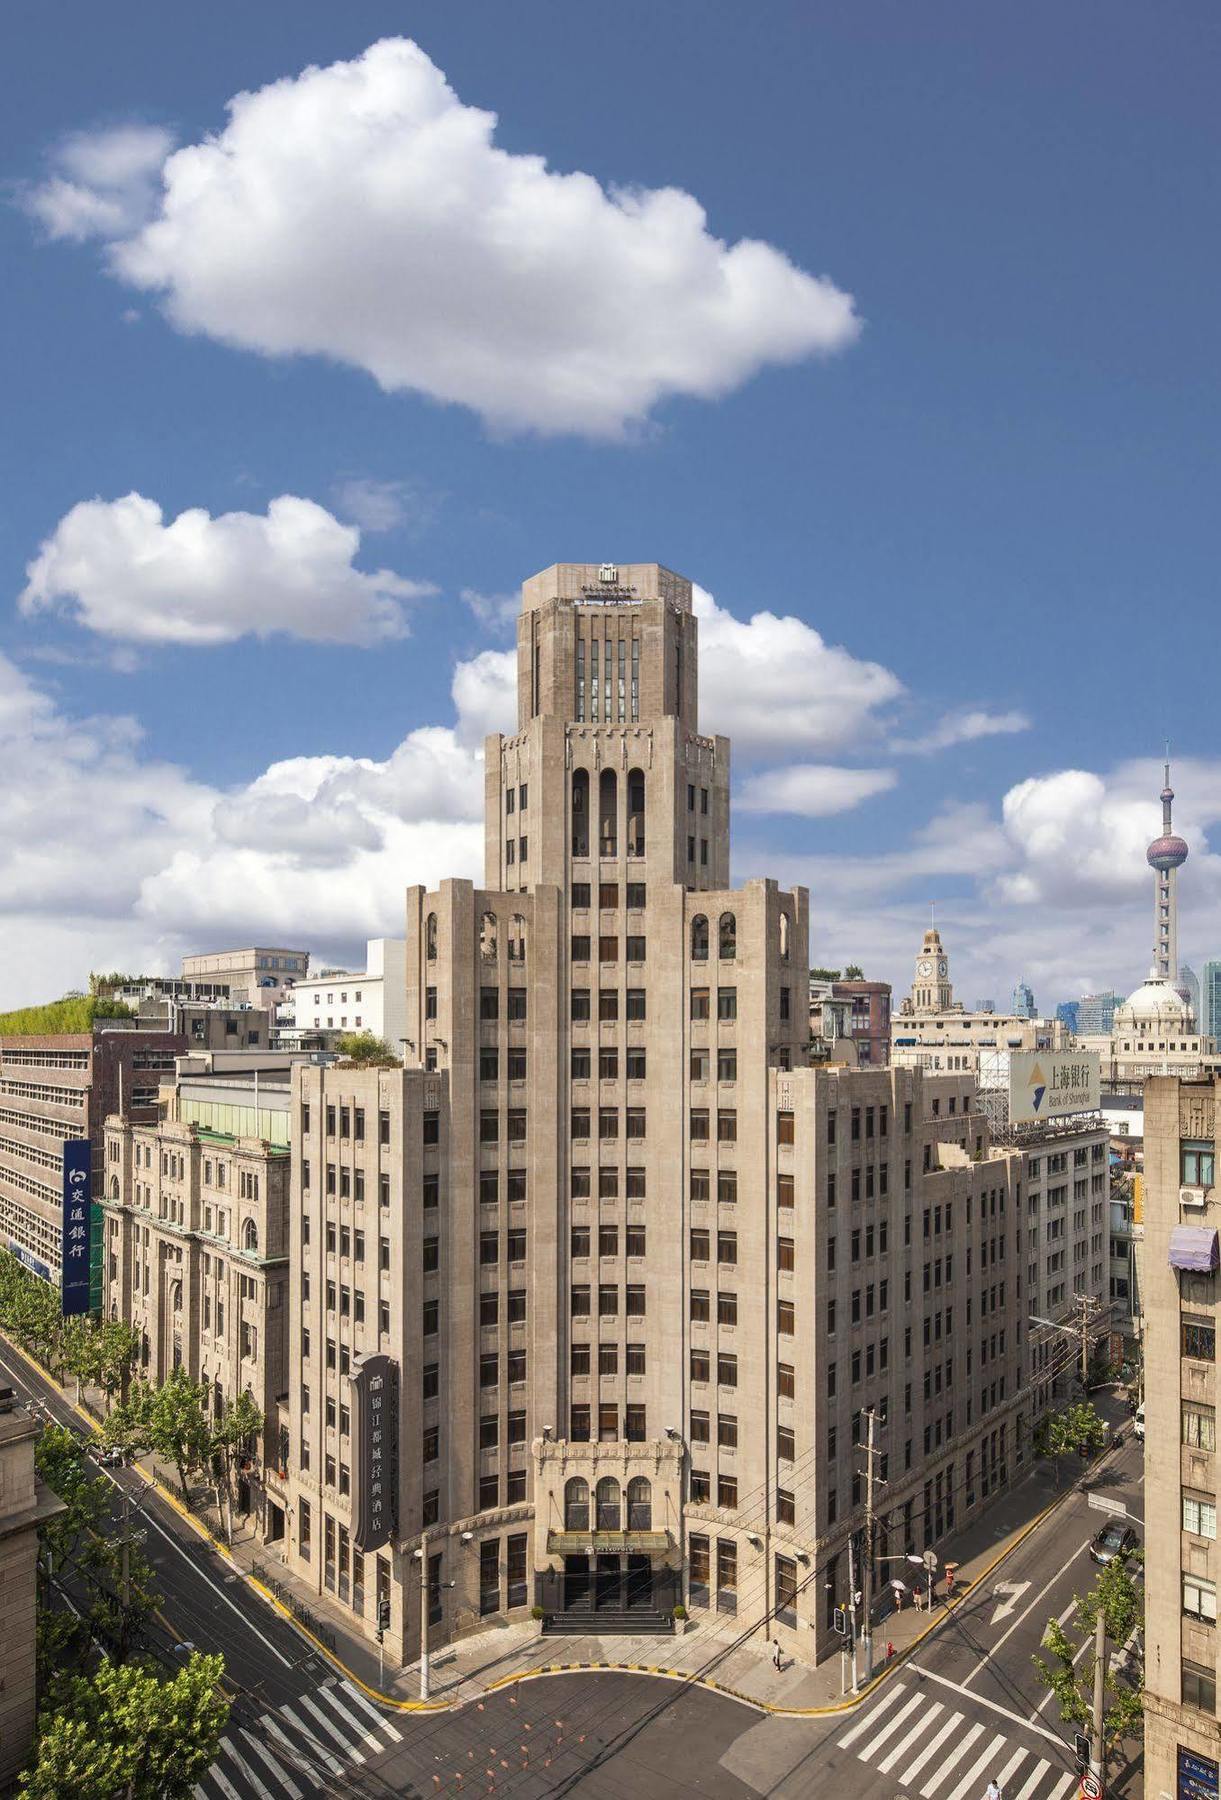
[377,1600,392,1635]
[1073,1732,1091,1770]
[833,1606,848,1637]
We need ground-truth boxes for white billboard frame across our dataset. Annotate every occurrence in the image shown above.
[1008,1048,1101,1124]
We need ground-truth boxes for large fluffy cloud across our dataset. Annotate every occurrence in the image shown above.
[30,39,859,438]
[693,586,903,755]
[20,492,434,646]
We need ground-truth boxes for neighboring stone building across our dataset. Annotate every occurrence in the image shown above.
[288,940,408,1048]
[0,1389,63,1789]
[181,948,310,1012]
[892,928,1064,1075]
[809,977,891,1067]
[101,1051,298,1540]
[282,562,1049,1673]
[1141,1073,1221,1797]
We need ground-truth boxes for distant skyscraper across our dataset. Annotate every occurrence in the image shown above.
[974,998,995,1014]
[1056,1000,1080,1035]
[1178,961,1201,1025]
[1077,991,1122,1035]
[1147,758,1188,981]
[1202,960,1221,1042]
[1011,978,1036,1019]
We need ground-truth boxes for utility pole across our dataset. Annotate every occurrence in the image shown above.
[861,1409,880,1681]
[1090,1599,1106,1785]
[416,1527,430,1701]
[846,1532,859,1695]
[1030,1293,1106,1397]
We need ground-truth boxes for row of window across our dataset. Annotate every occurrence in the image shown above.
[572,881,646,911]
[572,1285,647,1317]
[570,1342,647,1376]
[571,1224,646,1258]
[571,936,648,963]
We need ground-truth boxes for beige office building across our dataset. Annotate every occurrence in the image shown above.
[892,927,1066,1076]
[1142,1074,1221,1798]
[280,562,1054,1673]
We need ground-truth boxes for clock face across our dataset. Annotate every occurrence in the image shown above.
[938,960,947,977]
[918,960,933,977]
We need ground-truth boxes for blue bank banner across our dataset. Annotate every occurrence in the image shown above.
[1180,1748,1220,1800]
[61,1138,92,1316]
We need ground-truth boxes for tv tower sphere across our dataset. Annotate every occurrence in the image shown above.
[1148,833,1188,871]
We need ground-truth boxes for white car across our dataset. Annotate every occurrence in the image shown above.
[1133,1404,1145,1440]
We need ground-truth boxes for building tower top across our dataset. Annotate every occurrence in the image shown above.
[1147,758,1189,982]
[910,925,954,1015]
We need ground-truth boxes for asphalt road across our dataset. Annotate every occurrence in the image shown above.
[5,1336,1143,1800]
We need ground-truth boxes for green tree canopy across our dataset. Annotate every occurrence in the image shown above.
[1033,1553,1144,1752]
[843,963,865,979]
[335,1030,399,1065]
[22,1653,228,1798]
[107,1370,212,1498]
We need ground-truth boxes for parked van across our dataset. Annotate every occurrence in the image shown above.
[1134,1404,1145,1440]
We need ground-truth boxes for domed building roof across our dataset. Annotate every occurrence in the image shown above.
[1115,970,1192,1026]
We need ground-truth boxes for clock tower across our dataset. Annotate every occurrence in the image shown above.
[910,926,953,1014]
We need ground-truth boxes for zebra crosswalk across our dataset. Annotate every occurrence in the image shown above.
[194,1675,404,1799]
[835,1679,1079,1800]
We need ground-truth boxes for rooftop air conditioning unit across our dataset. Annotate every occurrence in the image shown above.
[1181,1186,1207,1210]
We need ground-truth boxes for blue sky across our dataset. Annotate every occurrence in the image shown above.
[2,1,1218,1008]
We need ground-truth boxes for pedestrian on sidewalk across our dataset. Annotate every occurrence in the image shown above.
[984,1778,1003,1800]
[772,1638,782,1672]
[886,1641,895,1663]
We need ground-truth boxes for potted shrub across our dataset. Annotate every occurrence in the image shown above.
[672,1603,689,1635]
[530,1604,547,1633]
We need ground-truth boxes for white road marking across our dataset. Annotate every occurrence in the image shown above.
[919,1719,983,1797]
[879,1699,943,1773]
[1013,1756,1051,1800]
[335,1679,404,1742]
[994,1744,1031,1792]
[220,1736,274,1800]
[297,1691,365,1763]
[898,1707,962,1786]
[836,1680,908,1747]
[269,1708,343,1777]
[1050,1773,1078,1799]
[913,1664,1072,1750]
[962,1539,1091,1688]
[859,1690,928,1760]
[201,1764,244,1800]
[944,1729,1007,1800]
[240,1728,303,1799]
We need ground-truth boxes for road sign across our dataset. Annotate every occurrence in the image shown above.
[1079,1772,1103,1798]
[922,1549,939,1570]
[1087,1492,1128,1517]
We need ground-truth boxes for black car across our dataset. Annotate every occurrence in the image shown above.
[1089,1520,1139,1566]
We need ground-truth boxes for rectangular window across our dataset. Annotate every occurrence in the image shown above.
[1184,1318,1216,1362]
[1183,1573,1217,1622]
[1183,1403,1216,1451]
[691,988,710,1021]
[717,987,737,1021]
[1183,1659,1218,1712]
[1184,1493,1218,1539]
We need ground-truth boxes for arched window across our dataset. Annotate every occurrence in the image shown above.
[109,1175,120,1200]
[779,910,789,962]
[627,768,645,858]
[626,1476,652,1531]
[719,912,737,961]
[480,911,498,959]
[242,1217,259,1253]
[170,1280,182,1314]
[571,768,589,858]
[565,1477,590,1530]
[599,769,618,857]
[596,1476,621,1530]
[425,913,438,961]
[691,915,709,962]
[509,915,527,963]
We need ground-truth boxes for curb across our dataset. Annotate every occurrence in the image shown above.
[1,1330,1106,1721]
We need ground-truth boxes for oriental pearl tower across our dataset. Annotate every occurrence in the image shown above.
[1147,757,1189,983]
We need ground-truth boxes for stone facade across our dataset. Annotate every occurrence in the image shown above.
[1143,1075,1221,1800]
[0,1398,63,1788]
[277,563,1060,1672]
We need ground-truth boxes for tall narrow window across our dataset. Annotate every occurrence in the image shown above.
[591,637,599,720]
[627,768,645,858]
[576,635,586,721]
[425,913,437,961]
[531,620,540,718]
[572,769,589,858]
[631,638,639,721]
[618,638,626,722]
[604,632,613,720]
[691,915,709,961]
[600,769,618,857]
[719,913,737,960]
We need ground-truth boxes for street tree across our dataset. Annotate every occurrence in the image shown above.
[1033,1553,1144,1757]
[64,1318,142,1409]
[335,1030,398,1065]
[34,1424,110,1584]
[208,1388,264,1543]
[107,1369,211,1499]
[21,1652,228,1799]
[1035,1400,1110,1485]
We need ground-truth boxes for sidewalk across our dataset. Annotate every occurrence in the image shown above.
[42,1344,1131,1717]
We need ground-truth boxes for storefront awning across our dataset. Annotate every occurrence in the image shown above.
[1170,1225,1219,1273]
[547,1531,671,1555]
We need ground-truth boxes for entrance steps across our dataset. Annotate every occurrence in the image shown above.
[542,1608,673,1636]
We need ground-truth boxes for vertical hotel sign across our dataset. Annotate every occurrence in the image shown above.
[352,1354,399,1551]
[61,1139,92,1315]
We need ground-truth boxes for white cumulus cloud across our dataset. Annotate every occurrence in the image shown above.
[24,124,174,242]
[736,764,896,817]
[890,707,1031,756]
[693,586,903,756]
[34,39,859,438]
[20,492,435,646]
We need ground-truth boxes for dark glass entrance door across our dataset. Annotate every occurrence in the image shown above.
[595,1553,621,1611]
[625,1554,652,1610]
[563,1554,591,1613]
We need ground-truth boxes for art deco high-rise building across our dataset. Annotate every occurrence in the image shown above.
[287,563,1033,1669]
